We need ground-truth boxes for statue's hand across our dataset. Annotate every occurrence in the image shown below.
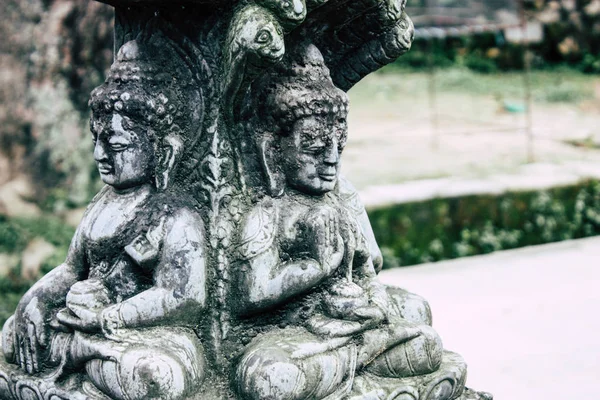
[65,279,110,314]
[58,279,109,333]
[13,296,50,374]
[352,305,385,326]
[302,206,345,275]
[306,305,385,338]
[306,313,368,337]
[56,308,101,333]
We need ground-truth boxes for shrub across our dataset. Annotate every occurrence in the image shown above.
[370,180,600,268]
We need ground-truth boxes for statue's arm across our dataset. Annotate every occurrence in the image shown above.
[101,208,207,330]
[7,221,87,372]
[235,247,325,315]
[235,201,341,315]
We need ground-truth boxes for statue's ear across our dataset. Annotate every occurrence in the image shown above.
[257,134,285,197]
[155,132,184,191]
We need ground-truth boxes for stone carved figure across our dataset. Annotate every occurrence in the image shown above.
[231,43,469,400]
[1,26,208,400]
[299,0,414,91]
[223,4,286,120]
[0,1,493,399]
[222,0,306,120]
[255,0,307,32]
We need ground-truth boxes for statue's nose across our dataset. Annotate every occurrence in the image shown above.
[324,142,339,165]
[94,141,108,162]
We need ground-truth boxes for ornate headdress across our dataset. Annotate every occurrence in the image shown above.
[247,42,349,135]
[88,20,209,190]
[90,23,204,141]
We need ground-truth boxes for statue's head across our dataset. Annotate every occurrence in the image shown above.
[228,5,285,70]
[89,26,204,191]
[255,0,307,32]
[249,43,348,197]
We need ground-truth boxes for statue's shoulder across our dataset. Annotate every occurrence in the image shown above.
[336,175,364,216]
[125,193,205,266]
[238,197,279,260]
[153,193,206,242]
[168,204,205,229]
[77,185,112,229]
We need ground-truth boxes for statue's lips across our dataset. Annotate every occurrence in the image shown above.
[97,164,113,174]
[283,14,304,24]
[319,173,337,182]
[264,51,284,62]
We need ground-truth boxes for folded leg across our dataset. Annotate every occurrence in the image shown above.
[71,327,205,400]
[236,327,356,400]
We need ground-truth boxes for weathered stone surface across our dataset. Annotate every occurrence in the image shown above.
[0,1,492,399]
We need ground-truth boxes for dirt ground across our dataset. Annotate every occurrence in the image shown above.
[344,71,600,190]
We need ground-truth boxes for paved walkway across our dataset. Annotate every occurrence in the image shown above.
[379,237,600,400]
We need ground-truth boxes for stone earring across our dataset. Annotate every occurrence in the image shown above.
[258,135,285,197]
[156,134,183,191]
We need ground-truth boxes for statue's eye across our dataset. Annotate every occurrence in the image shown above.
[281,1,291,9]
[121,117,135,131]
[110,143,128,151]
[256,29,272,44]
[108,139,129,151]
[304,140,326,154]
[306,146,325,155]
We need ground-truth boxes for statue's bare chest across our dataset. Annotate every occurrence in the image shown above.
[81,189,152,278]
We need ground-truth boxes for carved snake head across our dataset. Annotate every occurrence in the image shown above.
[256,0,307,32]
[246,19,285,69]
[229,5,286,71]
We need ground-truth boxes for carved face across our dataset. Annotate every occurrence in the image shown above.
[257,0,307,31]
[91,113,155,190]
[280,111,348,195]
[384,0,405,21]
[248,19,285,68]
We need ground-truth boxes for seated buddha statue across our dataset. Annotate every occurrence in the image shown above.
[231,43,467,400]
[2,28,208,400]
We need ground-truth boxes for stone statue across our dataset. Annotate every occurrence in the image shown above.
[0,1,492,400]
[1,26,208,400]
[231,43,468,400]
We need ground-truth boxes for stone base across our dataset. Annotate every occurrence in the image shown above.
[459,388,494,400]
[1,348,491,400]
[348,351,492,400]
[0,356,105,400]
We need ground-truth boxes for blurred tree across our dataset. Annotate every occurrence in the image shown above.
[0,0,113,209]
[527,0,600,69]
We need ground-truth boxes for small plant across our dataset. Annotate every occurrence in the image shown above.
[371,180,600,268]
